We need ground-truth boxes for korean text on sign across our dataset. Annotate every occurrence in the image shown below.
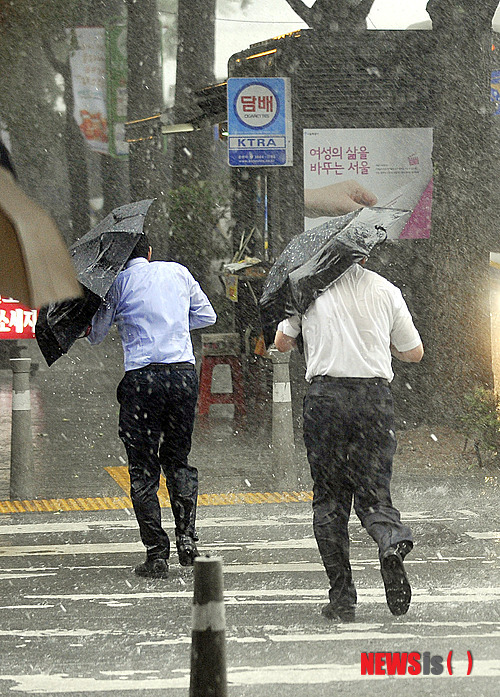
[0,297,37,340]
[309,145,370,176]
[240,95,275,113]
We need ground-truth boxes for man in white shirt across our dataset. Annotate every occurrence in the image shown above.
[88,235,217,578]
[275,259,423,621]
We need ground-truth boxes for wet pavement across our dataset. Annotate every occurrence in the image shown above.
[0,333,499,695]
[0,330,307,502]
[0,478,499,696]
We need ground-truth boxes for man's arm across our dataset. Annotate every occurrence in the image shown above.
[188,278,217,330]
[274,316,301,352]
[87,289,117,345]
[391,342,424,363]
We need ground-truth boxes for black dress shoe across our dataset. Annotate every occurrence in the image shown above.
[176,534,200,567]
[321,603,356,622]
[134,557,169,578]
[381,547,411,616]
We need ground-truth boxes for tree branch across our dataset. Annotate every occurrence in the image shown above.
[284,0,313,25]
[40,34,66,76]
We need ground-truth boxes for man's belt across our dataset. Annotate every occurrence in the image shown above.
[311,375,389,387]
[131,362,196,372]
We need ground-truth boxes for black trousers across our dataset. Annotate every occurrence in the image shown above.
[303,379,413,608]
[117,364,199,558]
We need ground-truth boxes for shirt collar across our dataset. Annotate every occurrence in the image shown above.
[125,257,149,269]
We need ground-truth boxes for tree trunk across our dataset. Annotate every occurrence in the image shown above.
[171,0,216,188]
[126,0,168,258]
[89,0,130,215]
[416,1,498,419]
[41,37,91,242]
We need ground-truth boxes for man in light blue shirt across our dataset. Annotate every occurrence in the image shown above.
[88,234,216,578]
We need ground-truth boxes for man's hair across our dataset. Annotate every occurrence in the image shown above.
[128,234,150,261]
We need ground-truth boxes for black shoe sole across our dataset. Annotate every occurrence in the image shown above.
[134,560,169,579]
[381,552,411,616]
[177,549,200,567]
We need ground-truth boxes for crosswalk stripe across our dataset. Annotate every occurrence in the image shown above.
[0,621,498,641]
[21,587,500,603]
[0,539,492,570]
[1,660,499,692]
[0,511,478,536]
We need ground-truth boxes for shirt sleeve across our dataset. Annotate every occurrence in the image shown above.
[390,290,422,352]
[188,275,217,331]
[87,285,118,345]
[277,315,301,339]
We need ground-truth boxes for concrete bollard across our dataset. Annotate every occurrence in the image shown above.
[269,347,295,469]
[9,357,34,500]
[190,556,227,697]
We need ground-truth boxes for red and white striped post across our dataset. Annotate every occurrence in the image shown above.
[189,556,227,697]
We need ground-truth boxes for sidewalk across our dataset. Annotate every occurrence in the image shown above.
[1,331,496,503]
[0,330,308,502]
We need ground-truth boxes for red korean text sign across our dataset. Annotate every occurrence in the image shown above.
[0,297,37,339]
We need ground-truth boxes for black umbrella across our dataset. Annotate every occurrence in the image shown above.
[259,207,410,347]
[35,199,155,366]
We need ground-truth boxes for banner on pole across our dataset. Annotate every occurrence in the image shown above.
[69,25,129,158]
[69,27,109,154]
[105,24,129,158]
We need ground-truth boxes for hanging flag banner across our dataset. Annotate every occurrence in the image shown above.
[303,128,433,240]
[227,77,293,167]
[0,297,37,340]
[69,27,109,154]
[105,24,129,157]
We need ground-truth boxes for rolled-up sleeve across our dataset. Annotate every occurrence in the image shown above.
[390,291,422,352]
[277,315,301,339]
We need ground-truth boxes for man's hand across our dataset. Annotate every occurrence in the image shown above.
[77,326,92,339]
[304,180,378,218]
[274,330,297,352]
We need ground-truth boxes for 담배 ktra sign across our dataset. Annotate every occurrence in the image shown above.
[0,297,37,340]
[227,77,293,167]
[304,128,433,239]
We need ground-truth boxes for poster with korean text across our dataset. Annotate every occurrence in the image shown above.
[69,27,108,154]
[304,128,433,239]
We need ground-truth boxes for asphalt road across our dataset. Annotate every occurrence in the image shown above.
[0,475,499,696]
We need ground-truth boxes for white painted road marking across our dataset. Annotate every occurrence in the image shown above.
[1,660,499,692]
[0,510,478,537]
[21,586,500,604]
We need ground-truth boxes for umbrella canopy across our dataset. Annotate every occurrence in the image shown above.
[0,166,82,308]
[259,207,410,347]
[35,199,154,366]
[69,199,155,298]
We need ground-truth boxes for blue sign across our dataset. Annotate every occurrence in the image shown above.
[227,77,292,167]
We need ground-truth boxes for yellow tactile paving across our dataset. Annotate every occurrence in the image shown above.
[0,466,313,514]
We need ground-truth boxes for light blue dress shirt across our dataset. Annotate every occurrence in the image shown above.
[88,258,217,371]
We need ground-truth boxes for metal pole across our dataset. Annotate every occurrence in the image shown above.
[269,347,295,469]
[9,357,33,500]
[190,556,227,697]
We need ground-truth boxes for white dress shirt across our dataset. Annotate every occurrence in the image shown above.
[88,258,217,371]
[278,264,421,383]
